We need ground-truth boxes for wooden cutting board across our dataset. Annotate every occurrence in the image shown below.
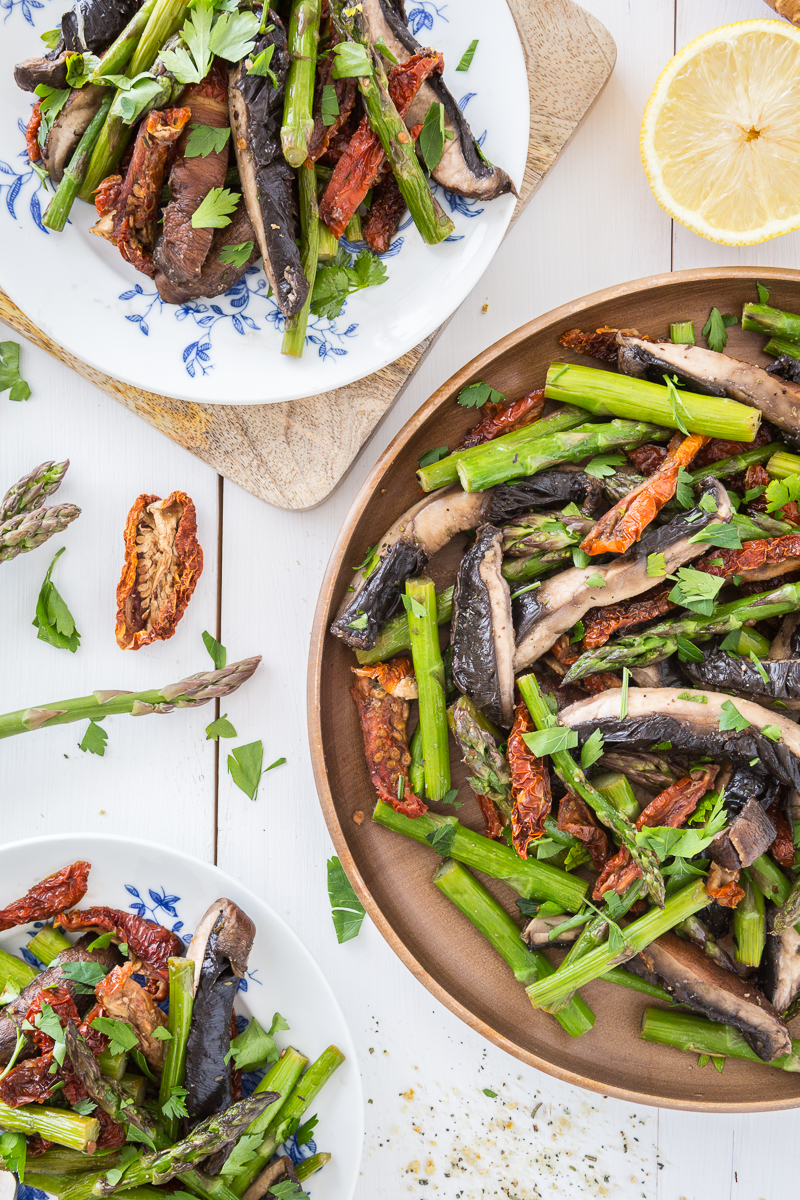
[0,0,615,511]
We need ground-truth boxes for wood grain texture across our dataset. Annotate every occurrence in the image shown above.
[0,0,615,512]
[309,267,800,1113]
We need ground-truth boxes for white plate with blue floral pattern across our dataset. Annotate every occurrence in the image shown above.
[0,833,363,1200]
[0,0,528,403]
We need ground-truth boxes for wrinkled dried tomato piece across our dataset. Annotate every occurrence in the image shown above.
[96,1108,127,1150]
[92,174,123,243]
[691,424,774,469]
[767,801,795,869]
[626,444,667,476]
[115,491,204,651]
[26,102,42,163]
[558,326,621,362]
[557,792,608,871]
[507,702,552,857]
[582,433,710,556]
[351,672,426,818]
[456,390,546,451]
[0,1053,60,1107]
[474,794,505,840]
[55,907,183,992]
[26,985,81,1053]
[307,30,357,163]
[705,862,745,908]
[352,657,418,699]
[26,1136,53,1156]
[362,172,407,255]
[582,588,675,650]
[0,861,90,932]
[696,533,800,579]
[78,1002,108,1056]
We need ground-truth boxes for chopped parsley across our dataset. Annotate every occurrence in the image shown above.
[227,740,265,800]
[206,715,237,740]
[310,246,388,320]
[522,727,578,757]
[202,630,227,669]
[456,380,505,409]
[583,453,626,479]
[702,307,737,353]
[185,123,231,158]
[757,282,770,304]
[191,187,241,230]
[646,552,667,577]
[717,699,750,732]
[90,1017,139,1056]
[663,374,689,435]
[33,547,80,652]
[668,565,725,616]
[675,467,694,509]
[80,719,107,757]
[688,521,742,550]
[456,39,479,70]
[218,240,254,268]
[419,101,448,172]
[585,573,607,588]
[331,41,373,78]
[580,728,604,771]
[321,83,340,127]
[0,340,31,401]
[327,856,365,943]
[418,446,449,469]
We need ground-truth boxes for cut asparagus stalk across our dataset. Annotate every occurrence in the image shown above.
[26,924,72,966]
[406,577,450,801]
[20,1148,128,1175]
[282,161,320,358]
[409,723,425,796]
[295,1152,332,1182]
[317,222,339,260]
[457,420,667,493]
[686,442,782,486]
[91,0,161,79]
[329,0,453,245]
[0,1101,99,1151]
[433,859,595,1038]
[356,587,453,665]
[742,302,800,342]
[546,880,644,1014]
[44,93,114,231]
[544,363,762,442]
[764,335,800,359]
[670,321,695,344]
[98,1048,128,1081]
[774,878,800,935]
[158,957,194,1139]
[1,460,69,523]
[502,548,571,584]
[245,1046,309,1137]
[0,502,81,563]
[344,212,362,241]
[120,1073,147,1105]
[640,1006,800,1072]
[722,626,772,658]
[416,406,586,492]
[0,656,260,740]
[767,449,800,480]
[594,772,640,823]
[0,947,39,990]
[601,965,676,1003]
[372,801,588,911]
[733,870,765,968]
[528,881,708,1009]
[281,0,322,167]
[517,672,665,907]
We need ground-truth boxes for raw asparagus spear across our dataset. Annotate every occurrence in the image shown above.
[774,877,800,935]
[44,94,114,231]
[733,870,765,968]
[670,321,695,344]
[517,672,665,908]
[768,448,800,480]
[281,0,321,167]
[640,1006,800,1072]
[406,577,450,801]
[0,656,261,739]
[158,957,194,1139]
[742,302,800,342]
[0,503,81,563]
[1,460,69,522]
[355,587,453,665]
[764,336,800,359]
[295,1153,331,1181]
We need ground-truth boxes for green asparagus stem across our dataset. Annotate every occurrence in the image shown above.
[26,924,73,965]
[90,0,160,78]
[774,878,800,935]
[433,859,595,1037]
[742,302,800,342]
[563,580,800,680]
[282,161,320,357]
[417,407,587,492]
[158,957,194,1138]
[502,549,571,583]
[457,420,668,493]
[44,93,114,230]
[502,511,591,557]
[97,1049,128,1080]
[0,502,81,563]
[281,0,321,167]
[594,772,640,823]
[733,870,765,968]
[601,965,676,1003]
[409,723,425,796]
[544,363,762,442]
[686,442,783,486]
[244,1047,309,1139]
[120,1073,147,1106]
[0,655,260,740]
[517,672,665,907]
[406,577,450,801]
[528,881,708,1009]
[750,853,793,906]
[25,1181,164,1200]
[372,801,588,911]
[22,1148,128,1175]
[329,0,453,244]
[295,1152,331,1181]
[0,946,39,990]
[640,1006,800,1071]
[447,696,511,821]
[764,335,800,359]
[1,460,69,522]
[768,449,800,480]
[317,220,339,260]
[356,586,453,664]
[0,1101,99,1151]
[670,321,695,344]
[230,1047,345,1197]
[344,212,362,241]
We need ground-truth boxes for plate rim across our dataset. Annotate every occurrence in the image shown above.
[307,263,800,1113]
[0,830,365,1191]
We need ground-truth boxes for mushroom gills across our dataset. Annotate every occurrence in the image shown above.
[760,905,800,1016]
[451,524,515,728]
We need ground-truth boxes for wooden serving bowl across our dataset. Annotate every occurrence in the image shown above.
[308,266,800,1111]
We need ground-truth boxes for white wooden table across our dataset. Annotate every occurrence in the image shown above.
[3,1,799,1194]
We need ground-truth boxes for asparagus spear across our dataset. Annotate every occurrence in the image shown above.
[1,460,69,522]
[458,420,668,493]
[0,1101,99,1151]
[447,696,511,820]
[90,0,160,78]
[774,877,800,935]
[0,656,260,739]
[750,854,794,907]
[742,302,800,342]
[64,1021,162,1145]
[563,581,800,680]
[517,672,666,908]
[733,870,765,967]
[355,587,453,665]
[281,0,321,167]
[594,772,640,823]
[544,363,762,442]
[406,577,450,800]
[409,723,425,796]
[640,1006,800,1072]
[0,946,39,989]
[44,94,114,231]
[686,442,782,486]
[528,881,708,1009]
[282,161,320,357]
[26,924,72,965]
[295,1153,332,1181]
[502,512,591,556]
[502,548,572,584]
[158,957,194,1139]
[764,336,800,360]
[372,801,588,911]
[0,503,81,563]
[433,859,595,1038]
[242,1047,309,1139]
[670,321,695,344]
[768,448,800,480]
[329,1,452,244]
[20,1148,128,1175]
[416,406,587,492]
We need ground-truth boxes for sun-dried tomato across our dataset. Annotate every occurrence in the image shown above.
[351,671,427,818]
[593,766,718,900]
[0,861,90,932]
[696,533,800,579]
[26,986,81,1053]
[626,444,667,476]
[557,792,609,871]
[78,1002,108,1056]
[96,1109,127,1150]
[362,172,407,255]
[307,29,357,163]
[766,800,795,869]
[26,101,42,163]
[705,862,745,908]
[96,961,168,1068]
[582,588,675,650]
[352,657,418,699]
[115,491,203,651]
[456,390,546,451]
[26,1136,53,1156]
[55,908,183,994]
[558,326,621,362]
[507,702,552,857]
[0,1054,61,1107]
[744,464,800,526]
[582,433,710,556]
[92,174,124,243]
[475,794,506,840]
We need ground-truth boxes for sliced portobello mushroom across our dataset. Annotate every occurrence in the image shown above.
[155,201,258,303]
[451,524,515,728]
[760,904,800,1016]
[514,478,732,668]
[185,899,256,1120]
[722,765,780,815]
[14,54,69,93]
[626,931,791,1061]
[41,84,106,184]
[683,645,800,709]
[487,468,604,522]
[769,612,800,660]
[520,912,580,950]
[61,0,144,53]
[228,15,308,319]
[708,796,776,871]
[360,0,515,200]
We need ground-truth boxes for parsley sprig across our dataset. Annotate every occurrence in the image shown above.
[310,247,388,320]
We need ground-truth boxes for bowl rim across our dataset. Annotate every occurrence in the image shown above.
[307,264,800,1112]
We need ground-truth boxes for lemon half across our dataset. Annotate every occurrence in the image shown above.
[641,20,800,246]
